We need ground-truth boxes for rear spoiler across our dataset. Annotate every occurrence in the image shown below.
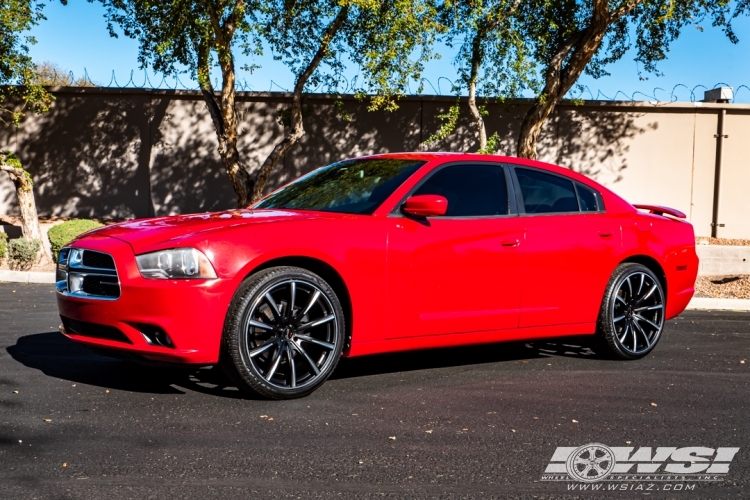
[633,204,686,219]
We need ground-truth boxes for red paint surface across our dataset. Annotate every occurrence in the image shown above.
[56,153,698,363]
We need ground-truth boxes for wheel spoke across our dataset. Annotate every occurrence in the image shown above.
[637,284,657,305]
[288,281,296,320]
[300,290,321,318]
[296,334,334,350]
[248,319,275,331]
[634,314,660,332]
[615,294,627,305]
[618,323,630,344]
[631,323,638,351]
[635,304,663,312]
[291,340,320,375]
[265,345,283,380]
[287,343,296,388]
[296,314,335,331]
[248,340,277,358]
[613,315,627,323]
[625,276,633,300]
[265,293,282,320]
[632,319,652,347]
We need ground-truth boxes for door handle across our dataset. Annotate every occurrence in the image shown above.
[501,239,520,247]
[599,231,613,238]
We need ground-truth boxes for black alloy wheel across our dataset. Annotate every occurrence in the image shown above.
[220,266,345,399]
[596,263,665,360]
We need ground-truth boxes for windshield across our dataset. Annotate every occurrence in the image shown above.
[254,158,425,215]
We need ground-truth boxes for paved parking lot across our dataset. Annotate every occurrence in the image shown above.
[1,283,748,499]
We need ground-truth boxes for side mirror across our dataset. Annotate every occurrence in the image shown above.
[401,194,448,217]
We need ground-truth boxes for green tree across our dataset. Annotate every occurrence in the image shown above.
[101,0,441,207]
[515,0,731,159]
[0,0,54,261]
[425,0,536,154]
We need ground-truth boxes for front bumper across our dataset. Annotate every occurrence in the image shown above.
[56,235,234,364]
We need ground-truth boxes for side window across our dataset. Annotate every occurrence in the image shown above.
[576,183,600,212]
[515,168,579,214]
[412,165,509,217]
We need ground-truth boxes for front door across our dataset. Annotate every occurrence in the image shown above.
[386,164,525,339]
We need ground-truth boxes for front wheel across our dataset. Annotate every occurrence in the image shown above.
[220,266,345,399]
[596,263,665,360]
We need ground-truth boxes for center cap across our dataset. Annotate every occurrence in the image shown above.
[285,327,294,339]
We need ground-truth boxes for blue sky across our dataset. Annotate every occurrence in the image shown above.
[28,1,750,103]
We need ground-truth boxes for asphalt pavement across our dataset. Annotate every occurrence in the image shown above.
[0,283,748,499]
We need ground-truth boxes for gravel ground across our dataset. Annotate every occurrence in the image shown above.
[696,237,750,246]
[695,275,750,299]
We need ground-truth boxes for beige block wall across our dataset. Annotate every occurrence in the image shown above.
[718,112,750,240]
[1,89,749,240]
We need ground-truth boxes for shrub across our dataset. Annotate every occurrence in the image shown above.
[8,238,41,271]
[48,219,104,262]
[0,232,7,263]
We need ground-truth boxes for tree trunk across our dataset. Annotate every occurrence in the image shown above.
[0,153,51,262]
[516,0,640,159]
[517,98,557,159]
[467,38,487,151]
[466,0,521,154]
[250,5,350,203]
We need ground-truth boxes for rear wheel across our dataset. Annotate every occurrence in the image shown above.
[220,266,345,399]
[596,263,665,360]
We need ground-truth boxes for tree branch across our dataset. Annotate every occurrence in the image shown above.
[252,4,350,201]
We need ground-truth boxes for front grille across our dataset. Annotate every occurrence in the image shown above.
[57,248,121,300]
[82,250,115,270]
[82,275,121,298]
[61,316,132,344]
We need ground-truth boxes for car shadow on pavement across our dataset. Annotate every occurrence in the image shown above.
[6,332,251,399]
[7,332,604,397]
[331,336,602,380]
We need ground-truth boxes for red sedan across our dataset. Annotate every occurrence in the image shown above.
[56,153,698,399]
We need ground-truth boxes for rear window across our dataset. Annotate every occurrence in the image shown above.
[515,168,579,214]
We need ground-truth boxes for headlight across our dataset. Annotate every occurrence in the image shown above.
[136,248,217,279]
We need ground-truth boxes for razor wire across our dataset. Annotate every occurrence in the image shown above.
[50,67,750,104]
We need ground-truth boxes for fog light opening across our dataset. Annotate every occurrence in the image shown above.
[137,324,174,348]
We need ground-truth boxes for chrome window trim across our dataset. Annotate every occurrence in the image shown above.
[510,166,607,216]
[389,161,517,219]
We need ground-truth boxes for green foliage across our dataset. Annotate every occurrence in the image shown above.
[99,0,442,110]
[0,0,54,127]
[0,232,7,263]
[7,237,40,270]
[478,132,500,155]
[518,0,731,83]
[443,0,537,99]
[48,219,104,262]
[429,1,537,152]
[424,102,460,146]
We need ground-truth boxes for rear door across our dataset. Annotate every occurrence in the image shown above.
[511,167,620,327]
[386,163,525,338]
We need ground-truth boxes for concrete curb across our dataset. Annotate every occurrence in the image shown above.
[686,297,750,311]
[0,270,56,284]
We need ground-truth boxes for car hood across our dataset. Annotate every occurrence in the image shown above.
[82,209,336,254]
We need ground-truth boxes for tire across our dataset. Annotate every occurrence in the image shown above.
[220,266,345,399]
[595,263,666,360]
